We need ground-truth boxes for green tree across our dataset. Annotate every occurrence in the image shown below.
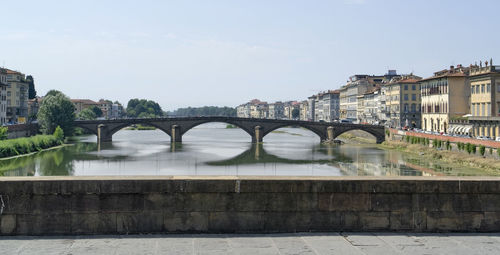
[88,106,103,117]
[37,90,76,136]
[77,108,97,120]
[126,99,163,118]
[0,127,7,140]
[53,126,64,142]
[26,75,37,99]
[479,145,485,156]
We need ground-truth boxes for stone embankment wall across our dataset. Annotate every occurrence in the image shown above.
[1,176,500,235]
[6,124,39,139]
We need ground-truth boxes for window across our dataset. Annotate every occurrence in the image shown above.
[487,103,491,116]
[476,85,480,94]
[482,103,485,116]
[411,104,416,113]
[481,84,485,93]
[487,84,491,93]
[471,86,474,94]
[7,91,10,96]
[404,104,408,113]
[404,84,408,90]
[404,94,408,100]
[412,94,416,100]
[412,84,416,90]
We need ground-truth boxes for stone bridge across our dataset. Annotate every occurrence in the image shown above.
[74,117,385,144]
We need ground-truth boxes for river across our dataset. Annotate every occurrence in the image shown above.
[0,123,492,177]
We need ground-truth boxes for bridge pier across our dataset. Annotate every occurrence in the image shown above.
[326,126,334,142]
[252,126,263,143]
[97,124,112,143]
[171,125,182,143]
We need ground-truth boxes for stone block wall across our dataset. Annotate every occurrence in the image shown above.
[0,177,499,235]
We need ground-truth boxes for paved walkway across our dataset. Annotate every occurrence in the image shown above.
[1,232,500,255]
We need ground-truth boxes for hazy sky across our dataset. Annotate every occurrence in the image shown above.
[1,0,499,110]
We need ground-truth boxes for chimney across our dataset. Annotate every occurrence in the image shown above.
[450,65,455,73]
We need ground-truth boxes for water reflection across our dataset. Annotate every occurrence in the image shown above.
[0,126,493,177]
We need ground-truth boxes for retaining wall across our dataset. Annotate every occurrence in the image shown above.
[1,176,500,235]
[6,124,39,139]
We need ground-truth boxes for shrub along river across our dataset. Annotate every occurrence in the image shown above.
[0,123,493,177]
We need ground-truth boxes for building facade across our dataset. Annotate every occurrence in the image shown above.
[3,69,29,123]
[268,102,284,119]
[71,99,100,117]
[339,71,400,122]
[0,69,8,125]
[383,77,422,128]
[420,65,470,133]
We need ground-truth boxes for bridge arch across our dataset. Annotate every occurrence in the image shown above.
[261,123,327,142]
[178,120,255,139]
[106,122,172,138]
[331,126,385,144]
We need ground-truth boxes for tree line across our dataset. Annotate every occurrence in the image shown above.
[169,106,236,117]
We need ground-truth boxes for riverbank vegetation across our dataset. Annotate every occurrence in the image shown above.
[169,106,236,117]
[0,126,64,158]
[381,140,500,174]
[125,124,156,130]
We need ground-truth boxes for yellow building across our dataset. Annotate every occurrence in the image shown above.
[420,65,470,133]
[383,76,422,128]
[469,60,500,137]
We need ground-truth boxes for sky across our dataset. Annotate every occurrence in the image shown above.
[1,0,499,110]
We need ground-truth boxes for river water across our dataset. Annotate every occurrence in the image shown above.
[0,123,492,177]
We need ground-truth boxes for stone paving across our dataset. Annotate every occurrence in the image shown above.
[1,232,500,255]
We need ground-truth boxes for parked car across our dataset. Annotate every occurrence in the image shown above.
[496,137,500,142]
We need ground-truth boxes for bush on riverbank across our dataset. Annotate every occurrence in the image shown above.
[0,129,64,158]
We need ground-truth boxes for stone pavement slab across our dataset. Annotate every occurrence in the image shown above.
[0,232,500,255]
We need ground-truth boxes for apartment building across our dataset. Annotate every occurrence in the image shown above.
[468,60,500,138]
[0,69,8,124]
[3,69,29,123]
[268,102,284,119]
[71,99,100,117]
[299,101,308,121]
[339,71,399,122]
[420,65,470,133]
[383,76,422,128]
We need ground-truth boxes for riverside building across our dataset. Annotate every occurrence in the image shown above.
[383,76,422,128]
[420,65,470,133]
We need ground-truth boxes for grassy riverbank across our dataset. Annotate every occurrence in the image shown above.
[0,135,63,158]
[125,124,156,130]
[380,140,500,175]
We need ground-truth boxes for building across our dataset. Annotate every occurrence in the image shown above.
[283,101,299,120]
[27,97,41,120]
[357,87,381,124]
[383,76,422,128]
[111,103,124,119]
[71,99,99,116]
[420,65,470,133]
[268,102,284,119]
[98,99,113,119]
[299,101,308,121]
[313,90,340,122]
[3,69,29,123]
[0,69,8,125]
[236,103,251,118]
[339,71,400,122]
[468,59,500,138]
[307,95,316,121]
[237,99,268,118]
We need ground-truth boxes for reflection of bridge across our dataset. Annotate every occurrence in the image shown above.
[74,117,385,144]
